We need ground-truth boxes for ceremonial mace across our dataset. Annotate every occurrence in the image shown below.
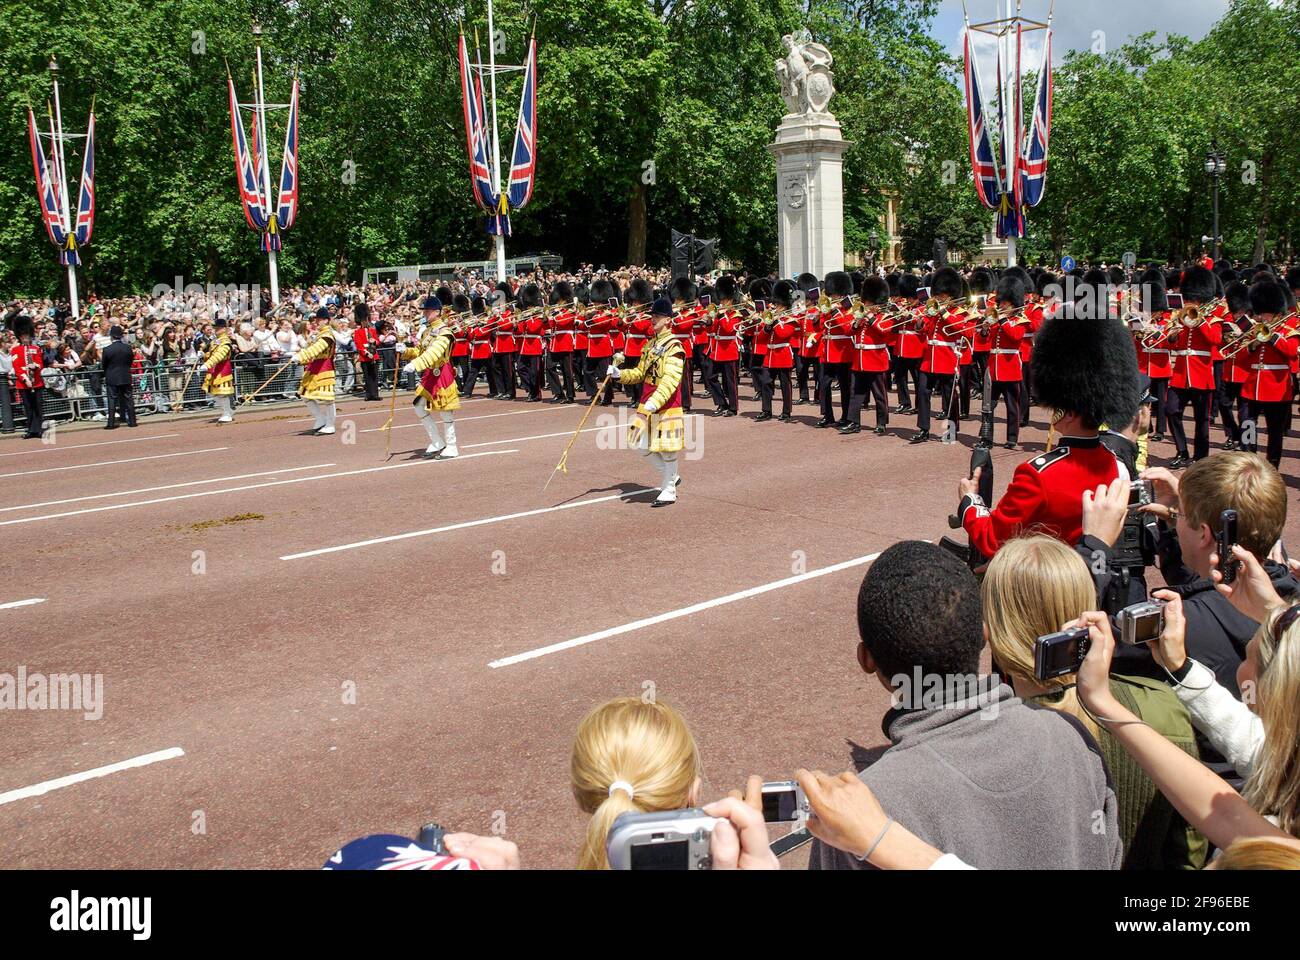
[379,361,403,459]
[542,372,616,492]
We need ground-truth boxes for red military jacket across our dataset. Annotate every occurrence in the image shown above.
[1222,317,1252,385]
[610,315,626,352]
[574,307,590,351]
[670,307,696,352]
[623,315,654,359]
[1020,301,1044,363]
[921,305,964,376]
[470,324,494,360]
[1168,313,1222,391]
[849,311,892,373]
[988,315,1028,382]
[492,309,516,353]
[763,316,800,369]
[519,316,545,356]
[1141,312,1175,379]
[550,308,576,353]
[709,310,742,362]
[1208,303,1231,363]
[353,325,380,362]
[895,305,926,360]
[819,305,854,364]
[799,307,821,359]
[692,309,710,349]
[584,310,616,359]
[11,344,44,390]
[961,435,1122,560]
[1242,327,1299,403]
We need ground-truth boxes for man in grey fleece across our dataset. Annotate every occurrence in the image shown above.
[811,541,1123,870]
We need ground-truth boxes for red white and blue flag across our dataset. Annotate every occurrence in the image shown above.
[1020,29,1052,209]
[227,71,270,236]
[507,36,537,210]
[962,31,1000,211]
[275,78,300,233]
[74,108,95,248]
[459,32,499,213]
[27,106,69,250]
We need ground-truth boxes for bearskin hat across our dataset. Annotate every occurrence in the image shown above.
[796,272,819,293]
[886,273,902,297]
[589,278,617,306]
[353,301,370,322]
[575,284,591,307]
[12,314,34,339]
[471,295,487,317]
[626,277,654,306]
[669,276,697,303]
[899,274,920,299]
[1181,265,1216,303]
[1081,268,1108,288]
[823,271,852,298]
[493,281,513,307]
[850,271,866,294]
[518,283,543,309]
[1140,282,1169,313]
[1225,281,1250,316]
[452,293,471,314]
[1107,266,1125,286]
[1031,309,1141,428]
[969,269,995,296]
[1284,266,1300,292]
[748,278,773,305]
[771,279,796,309]
[697,284,715,305]
[1249,280,1287,317]
[930,267,963,300]
[1139,268,1165,288]
[716,274,738,302]
[860,275,890,305]
[435,285,454,305]
[549,280,573,305]
[1003,265,1031,290]
[995,276,1026,309]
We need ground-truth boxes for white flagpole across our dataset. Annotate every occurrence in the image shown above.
[254,26,280,305]
[486,0,507,282]
[49,61,80,319]
[1002,0,1018,267]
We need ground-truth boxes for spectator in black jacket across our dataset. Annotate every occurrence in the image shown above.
[101,326,137,429]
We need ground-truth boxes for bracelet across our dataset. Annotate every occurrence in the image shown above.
[859,816,895,862]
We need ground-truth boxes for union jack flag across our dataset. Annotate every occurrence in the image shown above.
[275,78,299,232]
[995,25,1026,239]
[459,32,499,212]
[507,36,537,210]
[75,110,95,248]
[227,71,269,235]
[963,30,1000,211]
[27,106,68,249]
[1020,30,1052,209]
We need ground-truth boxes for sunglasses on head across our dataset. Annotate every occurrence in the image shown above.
[1273,603,1300,645]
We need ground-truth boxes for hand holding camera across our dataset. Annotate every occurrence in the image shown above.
[1080,477,1132,548]
[1210,541,1288,624]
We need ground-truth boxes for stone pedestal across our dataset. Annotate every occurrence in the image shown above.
[767,113,852,279]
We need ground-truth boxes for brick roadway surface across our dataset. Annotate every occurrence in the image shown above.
[0,385,1297,869]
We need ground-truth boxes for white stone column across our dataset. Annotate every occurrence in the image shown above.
[767,114,852,279]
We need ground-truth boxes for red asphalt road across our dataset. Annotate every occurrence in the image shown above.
[1,387,1298,868]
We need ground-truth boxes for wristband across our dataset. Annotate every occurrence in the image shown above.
[858,816,894,862]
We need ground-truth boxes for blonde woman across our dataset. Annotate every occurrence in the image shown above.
[983,535,1207,869]
[570,697,702,870]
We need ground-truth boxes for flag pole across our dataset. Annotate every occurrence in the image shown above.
[486,0,507,282]
[1003,0,1018,267]
[254,23,280,305]
[49,57,79,319]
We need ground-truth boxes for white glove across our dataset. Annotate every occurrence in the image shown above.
[605,364,620,380]
[402,361,416,375]
[197,364,208,373]
[292,353,303,364]
[395,341,407,352]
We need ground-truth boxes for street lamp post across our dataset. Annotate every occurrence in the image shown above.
[1204,143,1226,261]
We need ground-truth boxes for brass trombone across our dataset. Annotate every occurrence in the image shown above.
[1221,312,1297,359]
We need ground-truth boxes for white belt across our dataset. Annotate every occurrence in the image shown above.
[714,336,738,342]
[1173,350,1211,358]
[826,335,853,342]
[856,343,888,351]
[1252,364,1290,371]
[927,340,956,347]
[1147,349,1170,355]
[521,334,542,340]
[992,349,1019,355]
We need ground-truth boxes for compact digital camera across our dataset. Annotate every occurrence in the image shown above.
[605,808,718,870]
[1033,625,1090,681]
[761,780,811,824]
[1118,599,1166,646]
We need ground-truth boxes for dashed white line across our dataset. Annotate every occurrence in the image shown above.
[0,447,228,480]
[489,551,885,668]
[0,433,180,457]
[0,598,45,610]
[0,748,186,806]
[362,405,569,433]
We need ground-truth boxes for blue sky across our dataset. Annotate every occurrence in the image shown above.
[930,0,1230,62]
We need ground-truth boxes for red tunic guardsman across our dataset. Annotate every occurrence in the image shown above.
[757,279,799,422]
[516,283,547,402]
[490,281,517,400]
[911,267,966,444]
[704,275,741,416]
[980,276,1030,449]
[669,277,699,413]
[815,271,855,429]
[841,275,893,435]
[465,297,497,397]
[618,277,655,406]
[9,314,46,438]
[1239,281,1298,469]
[584,277,619,406]
[1165,266,1224,467]
[353,302,382,401]
[892,274,924,414]
[546,281,577,403]
[796,274,821,405]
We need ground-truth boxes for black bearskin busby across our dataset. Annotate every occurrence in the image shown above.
[849,270,866,294]
[494,280,513,307]
[1224,281,1250,317]
[1180,265,1217,304]
[930,267,963,300]
[1140,281,1168,314]
[886,273,902,297]
[771,279,796,309]
[452,293,471,314]
[995,275,1026,309]
[1031,311,1141,428]
[471,295,487,317]
[823,271,852,298]
[1249,280,1287,317]
[796,272,819,293]
[716,274,738,303]
[669,276,697,303]
[550,280,574,305]
[626,277,654,306]
[353,301,370,323]
[589,278,618,306]
[899,273,920,300]
[518,282,543,309]
[969,269,995,296]
[748,277,773,304]
[860,275,890,305]
[12,314,35,339]
[435,285,454,305]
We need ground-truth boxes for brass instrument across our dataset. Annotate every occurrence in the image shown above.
[1221,312,1297,359]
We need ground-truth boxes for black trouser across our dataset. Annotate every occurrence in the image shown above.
[761,366,792,417]
[894,357,921,409]
[519,354,543,399]
[848,370,889,427]
[706,359,738,412]
[493,353,517,398]
[917,371,955,434]
[583,356,615,404]
[797,355,819,401]
[1218,377,1243,444]
[680,354,693,412]
[465,357,498,397]
[1167,385,1212,460]
[106,383,137,426]
[693,344,710,388]
[751,362,772,414]
[546,352,575,401]
[361,359,381,400]
[957,364,975,418]
[454,356,471,393]
[1149,378,1170,434]
[1242,398,1291,468]
[19,389,44,438]
[970,353,988,395]
[992,379,1022,445]
[818,361,851,422]
[1019,359,1034,425]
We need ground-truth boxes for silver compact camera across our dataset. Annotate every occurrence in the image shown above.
[761,780,810,824]
[1118,599,1166,645]
[605,808,718,870]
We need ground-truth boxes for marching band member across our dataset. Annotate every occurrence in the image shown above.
[745,278,773,407]
[353,302,382,401]
[692,288,712,397]
[704,274,741,416]
[893,273,924,414]
[490,280,518,400]
[293,306,339,435]
[756,280,799,422]
[1134,271,1173,441]
[449,294,472,393]
[841,275,892,435]
[10,315,46,438]
[795,272,820,405]
[959,297,1141,560]
[583,278,619,406]
[464,296,498,397]
[669,278,699,414]
[621,278,655,406]
[1239,280,1297,469]
[573,282,590,389]
[606,297,686,507]
[1165,265,1224,467]
[815,271,854,429]
[517,283,546,402]
[910,267,964,444]
[399,301,461,458]
[967,269,995,401]
[199,316,236,424]
[545,281,577,404]
[980,276,1030,450]
[1218,281,1252,450]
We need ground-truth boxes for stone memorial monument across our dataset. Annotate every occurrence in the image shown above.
[767,30,851,279]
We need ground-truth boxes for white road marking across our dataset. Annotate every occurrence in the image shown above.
[489,551,885,668]
[461,413,701,450]
[0,433,180,457]
[0,598,45,610]
[0,463,336,514]
[286,397,487,423]
[0,447,228,481]
[0,451,517,527]
[0,747,186,806]
[362,405,569,433]
[281,489,652,561]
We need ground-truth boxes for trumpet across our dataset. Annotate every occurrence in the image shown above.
[1138,320,1171,350]
[1221,312,1297,358]
[858,302,911,331]
[939,306,987,336]
[737,305,796,334]
[1177,297,1225,327]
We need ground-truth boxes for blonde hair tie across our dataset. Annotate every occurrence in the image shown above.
[608,780,635,800]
